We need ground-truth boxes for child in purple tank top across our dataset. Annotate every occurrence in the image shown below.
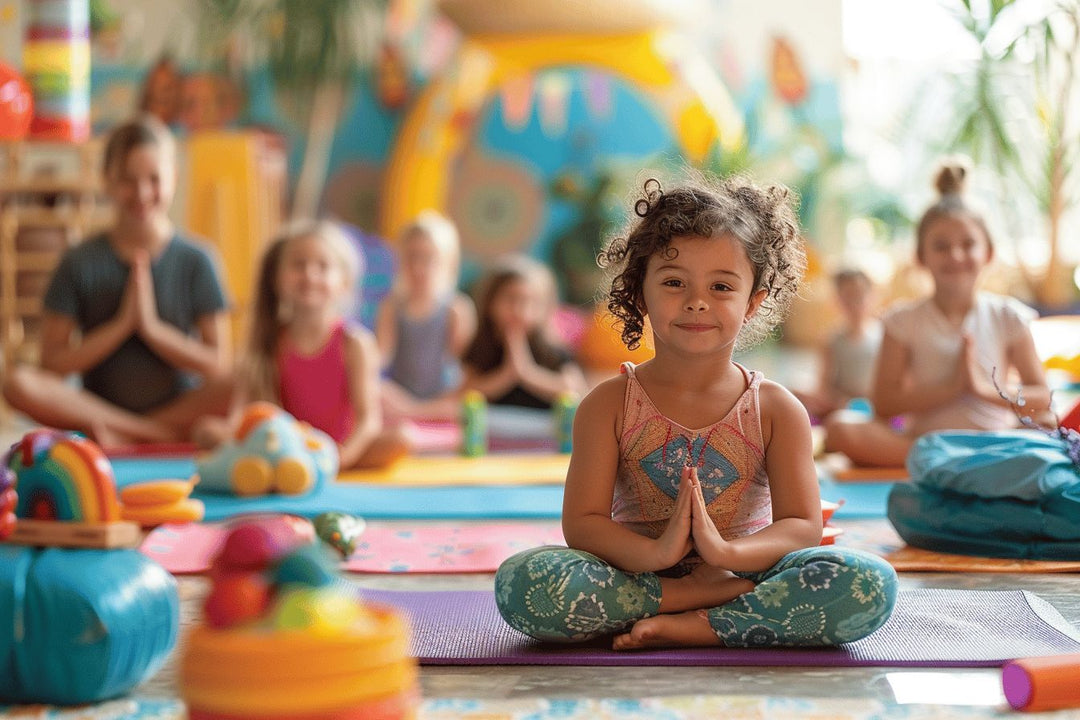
[376,211,475,420]
[494,175,897,650]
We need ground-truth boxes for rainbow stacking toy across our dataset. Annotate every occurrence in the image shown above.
[180,517,419,719]
[1,430,179,704]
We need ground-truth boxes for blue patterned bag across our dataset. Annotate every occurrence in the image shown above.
[888,430,1080,560]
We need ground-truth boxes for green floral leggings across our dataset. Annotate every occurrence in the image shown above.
[494,545,898,646]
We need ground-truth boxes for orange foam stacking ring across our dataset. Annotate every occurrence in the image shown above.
[181,603,419,719]
[120,479,196,507]
[121,498,204,527]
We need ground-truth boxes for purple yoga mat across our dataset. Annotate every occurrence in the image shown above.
[359,588,1080,668]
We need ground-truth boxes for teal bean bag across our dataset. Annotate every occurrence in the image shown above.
[0,545,179,704]
[887,430,1080,560]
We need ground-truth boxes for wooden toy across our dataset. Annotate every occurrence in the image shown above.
[2,429,140,548]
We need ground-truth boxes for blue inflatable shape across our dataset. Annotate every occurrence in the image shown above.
[0,545,179,704]
[888,430,1080,560]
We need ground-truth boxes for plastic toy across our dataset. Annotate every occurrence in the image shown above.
[461,390,488,457]
[181,518,419,719]
[552,392,579,453]
[314,511,366,559]
[0,465,16,540]
[196,402,339,497]
[1003,654,1080,711]
[119,477,204,526]
[0,430,179,704]
[2,429,140,547]
[23,0,91,141]
[0,62,33,140]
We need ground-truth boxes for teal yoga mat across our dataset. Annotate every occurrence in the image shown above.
[819,478,892,519]
[111,458,888,521]
[111,458,566,521]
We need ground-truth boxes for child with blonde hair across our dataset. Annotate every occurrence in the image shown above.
[495,175,897,649]
[376,211,476,419]
[222,219,408,469]
[461,255,586,409]
[825,160,1051,467]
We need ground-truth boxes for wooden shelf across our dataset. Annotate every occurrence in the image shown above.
[1,141,108,394]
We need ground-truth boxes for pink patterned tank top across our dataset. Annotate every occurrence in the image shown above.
[611,362,772,542]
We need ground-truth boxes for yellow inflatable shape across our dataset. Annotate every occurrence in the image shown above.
[380,29,744,240]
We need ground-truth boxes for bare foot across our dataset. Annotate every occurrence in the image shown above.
[613,610,720,650]
[658,563,755,613]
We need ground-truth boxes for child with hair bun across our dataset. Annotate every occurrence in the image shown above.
[825,159,1051,467]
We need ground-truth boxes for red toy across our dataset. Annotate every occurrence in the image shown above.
[0,63,33,141]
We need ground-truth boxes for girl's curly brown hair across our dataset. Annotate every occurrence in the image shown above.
[598,173,805,351]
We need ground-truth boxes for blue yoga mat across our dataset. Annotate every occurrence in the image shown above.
[111,458,565,521]
[819,478,891,519]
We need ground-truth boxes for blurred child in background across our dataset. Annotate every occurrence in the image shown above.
[461,255,587,409]
[794,268,882,421]
[825,160,1051,467]
[2,115,231,444]
[376,211,476,420]
[201,219,409,469]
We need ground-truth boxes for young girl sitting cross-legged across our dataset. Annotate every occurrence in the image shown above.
[494,175,898,649]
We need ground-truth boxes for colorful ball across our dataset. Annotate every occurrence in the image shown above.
[0,62,33,140]
[203,572,272,629]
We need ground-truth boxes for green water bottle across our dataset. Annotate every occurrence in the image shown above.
[552,392,579,454]
[461,390,488,457]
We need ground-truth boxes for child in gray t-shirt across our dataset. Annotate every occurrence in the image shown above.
[2,116,232,445]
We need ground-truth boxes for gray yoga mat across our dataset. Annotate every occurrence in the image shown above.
[360,588,1080,667]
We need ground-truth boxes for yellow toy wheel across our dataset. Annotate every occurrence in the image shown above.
[274,458,313,495]
[232,457,273,497]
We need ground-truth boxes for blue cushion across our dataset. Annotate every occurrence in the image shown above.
[888,430,1080,560]
[0,545,178,704]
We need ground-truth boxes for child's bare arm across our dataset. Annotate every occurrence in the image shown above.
[141,310,232,380]
[338,329,384,468]
[990,328,1052,413]
[39,311,135,375]
[692,383,821,571]
[562,378,690,572]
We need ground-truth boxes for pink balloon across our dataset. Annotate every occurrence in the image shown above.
[0,62,33,141]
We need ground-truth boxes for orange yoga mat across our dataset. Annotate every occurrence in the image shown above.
[885,545,1080,573]
[338,453,571,486]
[829,466,908,483]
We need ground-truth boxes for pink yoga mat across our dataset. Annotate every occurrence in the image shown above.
[140,520,565,574]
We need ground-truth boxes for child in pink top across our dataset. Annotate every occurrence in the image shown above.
[203,220,408,469]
